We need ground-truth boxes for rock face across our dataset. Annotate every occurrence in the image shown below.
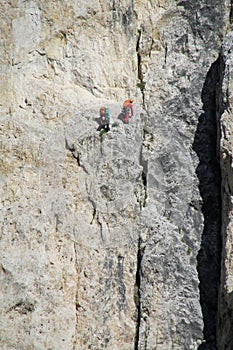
[0,1,233,349]
[217,30,233,350]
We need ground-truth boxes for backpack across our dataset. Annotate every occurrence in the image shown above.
[122,106,130,116]
[105,108,110,122]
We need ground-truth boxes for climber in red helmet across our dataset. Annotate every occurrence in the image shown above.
[118,99,134,124]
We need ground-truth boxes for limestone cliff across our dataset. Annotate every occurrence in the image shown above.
[217,29,233,350]
[0,1,232,349]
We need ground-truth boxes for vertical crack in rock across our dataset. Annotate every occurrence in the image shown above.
[164,42,168,65]
[65,138,88,173]
[96,212,104,241]
[216,37,233,349]
[193,58,222,349]
[136,29,145,106]
[139,129,148,208]
[136,29,143,82]
[230,0,233,24]
[55,213,60,233]
[117,255,127,312]
[134,237,144,350]
[73,242,79,350]
[90,208,96,225]
[136,27,149,209]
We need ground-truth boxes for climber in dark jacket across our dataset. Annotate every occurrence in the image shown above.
[97,106,110,132]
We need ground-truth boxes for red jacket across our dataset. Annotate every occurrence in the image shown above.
[123,100,133,116]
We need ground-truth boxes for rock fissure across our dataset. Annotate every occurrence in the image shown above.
[139,129,148,209]
[117,255,127,312]
[65,139,88,173]
[136,29,143,82]
[193,57,222,349]
[230,0,233,23]
[97,212,104,241]
[8,300,35,315]
[134,237,144,350]
[136,29,145,106]
[216,33,233,349]
[55,213,60,233]
[164,42,168,65]
[90,208,96,225]
[73,242,79,350]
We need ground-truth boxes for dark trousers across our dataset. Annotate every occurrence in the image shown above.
[97,124,110,132]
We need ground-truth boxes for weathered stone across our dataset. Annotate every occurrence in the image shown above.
[217,29,233,350]
[0,1,232,349]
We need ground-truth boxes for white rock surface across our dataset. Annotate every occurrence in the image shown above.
[0,1,232,349]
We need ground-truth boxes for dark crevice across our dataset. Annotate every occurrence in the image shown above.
[65,138,79,164]
[216,48,233,350]
[164,42,168,65]
[90,208,96,224]
[65,138,88,174]
[193,58,222,350]
[7,300,35,314]
[139,129,148,208]
[87,198,103,240]
[117,255,127,312]
[73,242,79,350]
[134,237,144,350]
[230,0,233,24]
[97,212,104,241]
[136,29,145,106]
[136,29,143,81]
[55,213,61,233]
[141,171,147,206]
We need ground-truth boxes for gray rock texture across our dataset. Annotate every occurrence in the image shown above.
[0,1,233,349]
[217,29,233,350]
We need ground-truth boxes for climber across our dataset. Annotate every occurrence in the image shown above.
[118,99,134,124]
[97,106,110,132]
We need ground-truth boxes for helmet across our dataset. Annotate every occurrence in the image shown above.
[100,106,106,115]
[129,99,134,103]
